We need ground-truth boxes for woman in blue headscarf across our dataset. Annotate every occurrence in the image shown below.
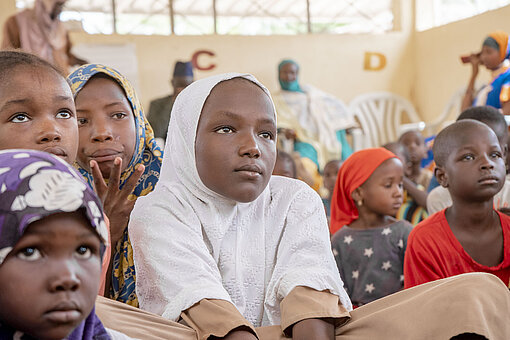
[273,59,355,175]
[462,30,510,114]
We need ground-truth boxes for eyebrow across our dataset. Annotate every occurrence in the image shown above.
[76,101,129,113]
[213,110,276,125]
[25,229,98,240]
[0,95,74,112]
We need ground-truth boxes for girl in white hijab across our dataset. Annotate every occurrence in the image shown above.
[128,73,351,339]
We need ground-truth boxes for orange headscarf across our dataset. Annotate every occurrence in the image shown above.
[329,147,397,235]
[487,30,510,62]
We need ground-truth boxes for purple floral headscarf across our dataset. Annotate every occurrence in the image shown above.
[0,149,110,340]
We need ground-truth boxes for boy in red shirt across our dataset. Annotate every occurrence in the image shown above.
[404,119,510,288]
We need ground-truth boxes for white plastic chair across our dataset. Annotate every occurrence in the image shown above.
[348,92,425,150]
[426,84,486,135]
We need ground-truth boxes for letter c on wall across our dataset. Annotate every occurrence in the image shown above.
[192,50,216,71]
[363,52,387,71]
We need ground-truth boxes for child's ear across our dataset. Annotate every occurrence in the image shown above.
[351,187,363,203]
[434,166,449,188]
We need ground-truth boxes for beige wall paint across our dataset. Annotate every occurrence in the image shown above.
[414,4,510,123]
[0,0,16,40]
[69,31,415,115]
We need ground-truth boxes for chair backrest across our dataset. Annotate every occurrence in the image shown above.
[348,92,422,149]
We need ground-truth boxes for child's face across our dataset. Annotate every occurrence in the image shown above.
[75,76,136,179]
[438,125,506,200]
[0,65,78,163]
[272,156,295,179]
[323,160,341,194]
[195,79,277,202]
[358,158,404,217]
[399,131,427,165]
[279,63,298,83]
[0,211,101,340]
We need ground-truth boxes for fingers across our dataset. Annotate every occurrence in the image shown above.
[122,164,145,198]
[90,160,108,200]
[106,157,123,198]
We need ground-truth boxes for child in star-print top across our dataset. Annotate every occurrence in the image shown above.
[330,148,413,307]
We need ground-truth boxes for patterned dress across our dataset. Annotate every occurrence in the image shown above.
[331,220,412,307]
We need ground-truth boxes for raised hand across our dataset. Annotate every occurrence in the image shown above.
[90,157,144,245]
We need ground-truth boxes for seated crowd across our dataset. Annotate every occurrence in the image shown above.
[1,28,510,339]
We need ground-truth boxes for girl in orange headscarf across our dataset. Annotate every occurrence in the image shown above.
[462,30,510,114]
[330,148,413,307]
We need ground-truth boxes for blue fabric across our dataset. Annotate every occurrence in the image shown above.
[484,68,510,109]
[174,61,193,77]
[294,129,353,170]
[421,135,435,169]
[428,175,440,193]
[294,141,319,169]
[337,130,353,161]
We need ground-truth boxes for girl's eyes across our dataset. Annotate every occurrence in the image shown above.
[490,151,502,158]
[77,117,88,125]
[112,112,127,119]
[461,154,474,161]
[9,113,30,123]
[75,245,93,259]
[56,111,73,119]
[17,247,42,261]
[215,126,234,134]
[259,131,274,140]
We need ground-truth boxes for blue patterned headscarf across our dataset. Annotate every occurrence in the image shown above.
[68,64,163,307]
[0,149,109,340]
[278,59,303,93]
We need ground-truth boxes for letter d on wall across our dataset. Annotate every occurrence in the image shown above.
[363,52,387,71]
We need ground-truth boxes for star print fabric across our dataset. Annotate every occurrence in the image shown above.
[331,220,412,307]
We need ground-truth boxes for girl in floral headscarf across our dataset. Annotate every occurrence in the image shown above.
[68,64,163,307]
[462,30,510,114]
[0,149,132,339]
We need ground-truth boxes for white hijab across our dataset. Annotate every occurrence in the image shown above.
[129,73,351,326]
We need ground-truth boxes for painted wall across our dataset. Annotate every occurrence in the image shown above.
[413,4,510,123]
[68,31,415,115]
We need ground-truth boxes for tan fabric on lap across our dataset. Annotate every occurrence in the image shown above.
[180,299,258,340]
[97,273,510,340]
[95,296,197,340]
[257,272,510,339]
[280,286,350,336]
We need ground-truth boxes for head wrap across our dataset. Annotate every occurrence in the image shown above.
[0,149,108,340]
[173,61,194,77]
[278,59,303,93]
[68,64,163,307]
[483,30,510,62]
[128,73,351,323]
[330,147,397,235]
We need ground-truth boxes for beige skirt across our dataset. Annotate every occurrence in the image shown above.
[96,272,510,340]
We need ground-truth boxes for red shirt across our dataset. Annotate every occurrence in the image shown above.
[404,209,510,288]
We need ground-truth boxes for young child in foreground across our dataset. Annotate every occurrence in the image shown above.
[0,149,131,340]
[404,120,510,288]
[0,51,111,293]
[330,148,413,307]
[427,106,510,214]
[68,64,163,306]
[128,73,351,340]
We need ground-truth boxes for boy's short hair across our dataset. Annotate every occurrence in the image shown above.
[433,119,493,167]
[0,50,64,82]
[457,106,508,144]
